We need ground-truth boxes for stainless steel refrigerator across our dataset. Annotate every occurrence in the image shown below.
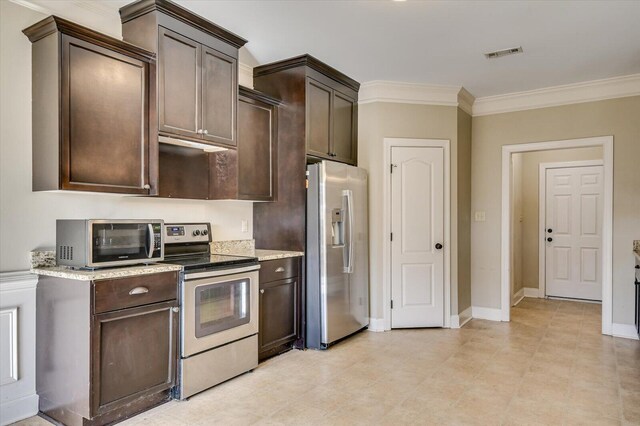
[306,160,369,349]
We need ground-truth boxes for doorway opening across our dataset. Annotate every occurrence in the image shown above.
[501,136,613,335]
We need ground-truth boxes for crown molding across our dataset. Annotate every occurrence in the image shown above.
[473,73,640,116]
[457,87,475,116]
[359,80,475,115]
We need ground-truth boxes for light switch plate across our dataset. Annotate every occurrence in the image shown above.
[474,211,486,222]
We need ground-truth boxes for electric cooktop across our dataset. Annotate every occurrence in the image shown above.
[163,254,258,272]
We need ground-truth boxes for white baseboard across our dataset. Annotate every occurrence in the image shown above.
[524,287,540,298]
[0,393,38,426]
[512,288,525,306]
[450,306,472,329]
[471,306,503,322]
[611,323,639,340]
[368,318,386,332]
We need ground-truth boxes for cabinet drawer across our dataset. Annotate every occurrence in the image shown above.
[259,258,299,283]
[94,271,178,314]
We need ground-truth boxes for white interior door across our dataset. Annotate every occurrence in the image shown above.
[545,166,603,301]
[391,146,444,328]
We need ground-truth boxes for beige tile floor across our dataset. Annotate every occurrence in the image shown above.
[14,298,640,426]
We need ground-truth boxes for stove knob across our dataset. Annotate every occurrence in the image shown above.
[193,230,200,236]
[202,229,208,236]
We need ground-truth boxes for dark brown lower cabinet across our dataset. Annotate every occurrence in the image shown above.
[92,301,177,417]
[259,257,302,361]
[36,271,179,426]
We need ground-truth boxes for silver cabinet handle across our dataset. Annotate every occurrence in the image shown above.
[275,267,285,273]
[129,286,149,295]
[172,307,180,313]
[143,184,151,190]
[203,129,209,135]
[197,129,203,134]
[260,289,265,294]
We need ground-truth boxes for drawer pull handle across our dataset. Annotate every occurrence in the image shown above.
[275,267,285,273]
[260,289,265,294]
[129,286,149,295]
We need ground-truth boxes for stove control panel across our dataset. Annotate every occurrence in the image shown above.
[164,223,211,244]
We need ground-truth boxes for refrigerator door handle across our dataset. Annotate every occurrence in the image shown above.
[343,189,355,274]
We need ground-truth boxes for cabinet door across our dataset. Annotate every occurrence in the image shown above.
[201,46,237,147]
[91,301,177,416]
[158,27,201,140]
[331,90,357,165]
[306,77,332,159]
[61,35,150,194]
[259,277,298,354]
[237,96,277,201]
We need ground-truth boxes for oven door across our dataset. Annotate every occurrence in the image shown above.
[182,266,259,357]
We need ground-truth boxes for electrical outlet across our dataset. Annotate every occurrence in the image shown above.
[241,220,248,233]
[474,211,486,222]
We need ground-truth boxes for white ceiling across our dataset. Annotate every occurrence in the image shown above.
[20,0,640,97]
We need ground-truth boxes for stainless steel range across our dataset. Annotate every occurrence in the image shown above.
[162,223,260,399]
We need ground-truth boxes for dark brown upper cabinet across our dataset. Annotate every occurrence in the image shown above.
[254,54,359,167]
[157,87,279,201]
[306,77,357,165]
[23,16,157,195]
[236,86,279,201]
[120,0,246,149]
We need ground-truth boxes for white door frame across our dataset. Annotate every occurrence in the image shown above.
[383,138,451,330]
[538,159,604,299]
[501,136,613,335]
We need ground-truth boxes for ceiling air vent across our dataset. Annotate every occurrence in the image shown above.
[484,46,523,59]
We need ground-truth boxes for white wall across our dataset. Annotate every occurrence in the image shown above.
[0,1,253,272]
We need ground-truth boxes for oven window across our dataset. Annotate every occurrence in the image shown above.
[195,278,250,338]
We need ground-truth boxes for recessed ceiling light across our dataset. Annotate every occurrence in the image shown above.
[484,46,523,59]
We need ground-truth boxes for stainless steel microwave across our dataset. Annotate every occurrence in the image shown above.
[56,219,164,268]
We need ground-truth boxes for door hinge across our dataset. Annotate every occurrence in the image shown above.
[390,163,397,174]
[391,300,394,309]
[390,232,393,242]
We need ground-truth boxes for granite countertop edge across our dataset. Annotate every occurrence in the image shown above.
[253,249,305,262]
[32,263,183,281]
[212,248,304,262]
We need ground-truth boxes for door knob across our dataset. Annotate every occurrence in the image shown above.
[435,243,443,250]
[547,237,553,242]
[547,228,553,233]
[260,289,265,294]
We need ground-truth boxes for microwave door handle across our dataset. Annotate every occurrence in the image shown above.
[146,224,154,258]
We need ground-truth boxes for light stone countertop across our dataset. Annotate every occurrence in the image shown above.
[210,240,303,261]
[253,249,304,261]
[213,248,304,261]
[31,263,183,281]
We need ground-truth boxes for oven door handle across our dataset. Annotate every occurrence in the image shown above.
[146,223,154,258]
[184,264,261,280]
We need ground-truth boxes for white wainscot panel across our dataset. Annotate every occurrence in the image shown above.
[0,307,18,385]
[0,272,38,426]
